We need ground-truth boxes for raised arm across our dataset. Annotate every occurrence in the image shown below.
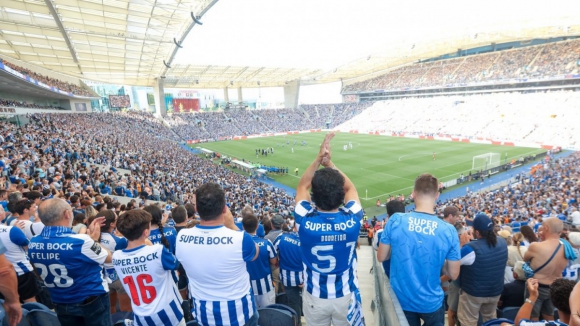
[295,132,335,203]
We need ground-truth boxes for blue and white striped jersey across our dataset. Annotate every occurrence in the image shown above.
[246,235,276,295]
[176,225,258,326]
[0,224,33,275]
[273,232,303,287]
[113,244,183,326]
[149,227,177,254]
[28,226,109,304]
[294,200,363,299]
[100,232,128,282]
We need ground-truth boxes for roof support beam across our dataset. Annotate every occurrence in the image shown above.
[43,0,81,74]
[160,0,219,77]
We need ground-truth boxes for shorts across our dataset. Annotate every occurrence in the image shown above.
[18,272,40,301]
[178,272,188,291]
[303,290,351,326]
[447,282,460,312]
[109,279,126,295]
[525,283,553,318]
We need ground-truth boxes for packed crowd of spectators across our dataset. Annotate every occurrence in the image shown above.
[337,90,580,147]
[0,99,65,110]
[0,59,94,97]
[343,39,580,93]
[165,103,371,141]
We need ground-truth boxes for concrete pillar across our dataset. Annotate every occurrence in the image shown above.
[237,87,243,102]
[223,87,229,103]
[283,80,300,109]
[153,78,166,117]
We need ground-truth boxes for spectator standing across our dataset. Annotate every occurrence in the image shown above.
[0,222,39,303]
[523,218,569,321]
[176,183,259,326]
[98,210,131,313]
[0,239,22,326]
[28,198,112,326]
[113,210,184,326]
[372,200,406,278]
[172,205,190,299]
[242,214,278,308]
[294,132,363,326]
[457,212,508,326]
[378,173,460,326]
[273,226,304,323]
[144,205,177,254]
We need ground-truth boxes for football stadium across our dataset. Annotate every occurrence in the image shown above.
[0,1,579,326]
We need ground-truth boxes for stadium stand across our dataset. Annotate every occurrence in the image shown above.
[0,99,65,111]
[336,90,580,148]
[0,59,94,97]
[343,39,580,93]
[165,103,371,141]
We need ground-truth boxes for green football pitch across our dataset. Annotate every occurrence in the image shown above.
[192,133,545,209]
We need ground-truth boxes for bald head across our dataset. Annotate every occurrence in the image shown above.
[543,218,563,235]
[38,198,72,226]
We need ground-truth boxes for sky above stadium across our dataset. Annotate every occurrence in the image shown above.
[174,0,579,70]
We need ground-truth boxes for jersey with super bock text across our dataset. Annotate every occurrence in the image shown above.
[100,232,128,282]
[28,226,109,304]
[113,244,183,326]
[0,224,33,275]
[294,200,363,299]
[273,232,304,287]
[246,235,276,295]
[176,225,257,326]
[149,227,177,254]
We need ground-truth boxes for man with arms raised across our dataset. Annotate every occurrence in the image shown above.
[378,173,460,326]
[176,183,259,326]
[294,132,363,326]
[523,217,569,321]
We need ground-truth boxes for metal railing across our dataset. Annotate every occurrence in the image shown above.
[371,254,409,326]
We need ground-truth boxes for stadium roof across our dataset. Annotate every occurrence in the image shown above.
[0,0,579,88]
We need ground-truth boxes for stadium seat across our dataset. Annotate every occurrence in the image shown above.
[482,318,516,326]
[265,304,299,326]
[511,222,521,233]
[186,321,200,326]
[502,307,520,322]
[5,308,31,326]
[20,303,50,312]
[257,308,294,326]
[26,310,59,326]
[111,312,133,325]
[0,304,5,325]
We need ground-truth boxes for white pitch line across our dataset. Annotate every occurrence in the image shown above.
[363,148,544,200]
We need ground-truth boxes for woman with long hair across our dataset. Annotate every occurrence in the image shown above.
[143,204,177,254]
[520,225,538,247]
[71,213,87,234]
[97,210,131,313]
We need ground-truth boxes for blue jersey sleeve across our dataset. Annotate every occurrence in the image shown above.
[242,232,257,262]
[266,240,277,259]
[160,246,180,271]
[9,227,29,247]
[460,245,476,265]
[114,236,128,251]
[293,201,313,227]
[343,200,363,220]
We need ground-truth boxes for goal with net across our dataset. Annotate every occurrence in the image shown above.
[472,153,501,171]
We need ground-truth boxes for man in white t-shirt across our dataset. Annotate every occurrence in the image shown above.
[176,183,259,326]
[570,208,580,227]
[9,199,44,240]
